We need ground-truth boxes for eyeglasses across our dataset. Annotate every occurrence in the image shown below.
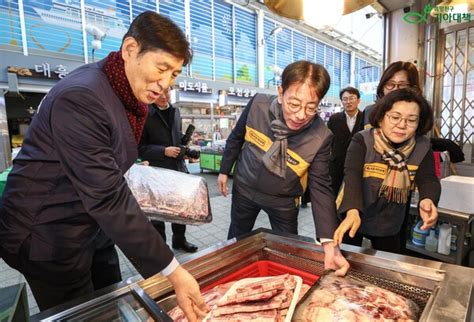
[385,113,419,128]
[286,100,319,115]
[384,81,411,90]
[342,96,358,103]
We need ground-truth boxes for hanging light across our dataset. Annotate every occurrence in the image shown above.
[270,26,284,36]
[85,25,106,63]
[26,106,36,115]
[343,0,375,15]
[261,26,283,45]
[264,0,374,28]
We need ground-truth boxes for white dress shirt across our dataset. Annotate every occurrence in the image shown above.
[345,110,359,132]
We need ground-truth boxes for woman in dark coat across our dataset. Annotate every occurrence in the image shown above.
[334,89,440,254]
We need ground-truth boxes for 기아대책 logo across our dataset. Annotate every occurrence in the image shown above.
[403,1,471,24]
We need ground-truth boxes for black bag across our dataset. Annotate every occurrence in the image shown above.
[430,138,465,163]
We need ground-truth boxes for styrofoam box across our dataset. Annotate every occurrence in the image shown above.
[438,176,474,214]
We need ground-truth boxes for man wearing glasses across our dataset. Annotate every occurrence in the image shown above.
[327,87,365,195]
[217,61,350,277]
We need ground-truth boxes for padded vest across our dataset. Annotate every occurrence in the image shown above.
[234,94,332,204]
[341,128,430,236]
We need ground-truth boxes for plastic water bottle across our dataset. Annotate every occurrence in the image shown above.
[412,221,429,247]
[437,223,452,255]
[424,229,438,252]
[451,225,458,253]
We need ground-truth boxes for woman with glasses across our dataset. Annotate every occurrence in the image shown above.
[217,60,350,276]
[333,88,440,254]
[363,61,421,127]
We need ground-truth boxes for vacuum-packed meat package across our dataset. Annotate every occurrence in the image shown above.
[292,271,420,321]
[124,164,211,225]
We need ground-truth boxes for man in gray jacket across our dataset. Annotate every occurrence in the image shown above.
[217,61,349,276]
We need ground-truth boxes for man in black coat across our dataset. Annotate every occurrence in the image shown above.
[0,13,206,318]
[327,86,364,194]
[139,90,198,253]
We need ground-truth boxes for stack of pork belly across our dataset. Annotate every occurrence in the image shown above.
[167,274,312,322]
[206,274,299,322]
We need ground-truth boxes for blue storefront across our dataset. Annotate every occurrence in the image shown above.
[0,0,382,172]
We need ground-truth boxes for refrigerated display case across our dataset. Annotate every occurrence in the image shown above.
[32,230,474,322]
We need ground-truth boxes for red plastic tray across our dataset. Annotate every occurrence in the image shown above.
[202,260,319,291]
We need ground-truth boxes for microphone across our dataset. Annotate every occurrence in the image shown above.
[181,124,196,146]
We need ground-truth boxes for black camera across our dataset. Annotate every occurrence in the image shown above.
[179,145,200,159]
[177,124,200,159]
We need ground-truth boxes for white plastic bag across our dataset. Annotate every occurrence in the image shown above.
[125,164,212,225]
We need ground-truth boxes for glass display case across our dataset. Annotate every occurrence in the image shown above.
[31,282,172,322]
[0,283,29,322]
[64,293,150,321]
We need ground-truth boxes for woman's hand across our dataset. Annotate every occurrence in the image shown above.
[419,198,438,230]
[217,173,229,197]
[333,209,361,246]
[167,266,209,322]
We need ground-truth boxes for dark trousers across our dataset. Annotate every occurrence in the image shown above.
[152,221,186,242]
[0,230,121,311]
[228,189,299,239]
[342,231,402,254]
[329,162,344,196]
[301,188,311,206]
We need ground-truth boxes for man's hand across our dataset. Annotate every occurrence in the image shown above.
[217,173,229,197]
[323,242,350,276]
[165,146,181,159]
[167,266,209,322]
[419,198,438,230]
[137,160,149,166]
[333,209,361,246]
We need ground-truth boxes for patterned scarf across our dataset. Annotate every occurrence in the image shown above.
[103,51,148,143]
[373,128,416,203]
[262,98,312,178]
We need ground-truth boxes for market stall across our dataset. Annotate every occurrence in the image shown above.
[199,141,233,174]
[200,149,225,174]
[31,229,474,321]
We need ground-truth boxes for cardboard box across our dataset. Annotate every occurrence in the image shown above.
[438,176,474,213]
